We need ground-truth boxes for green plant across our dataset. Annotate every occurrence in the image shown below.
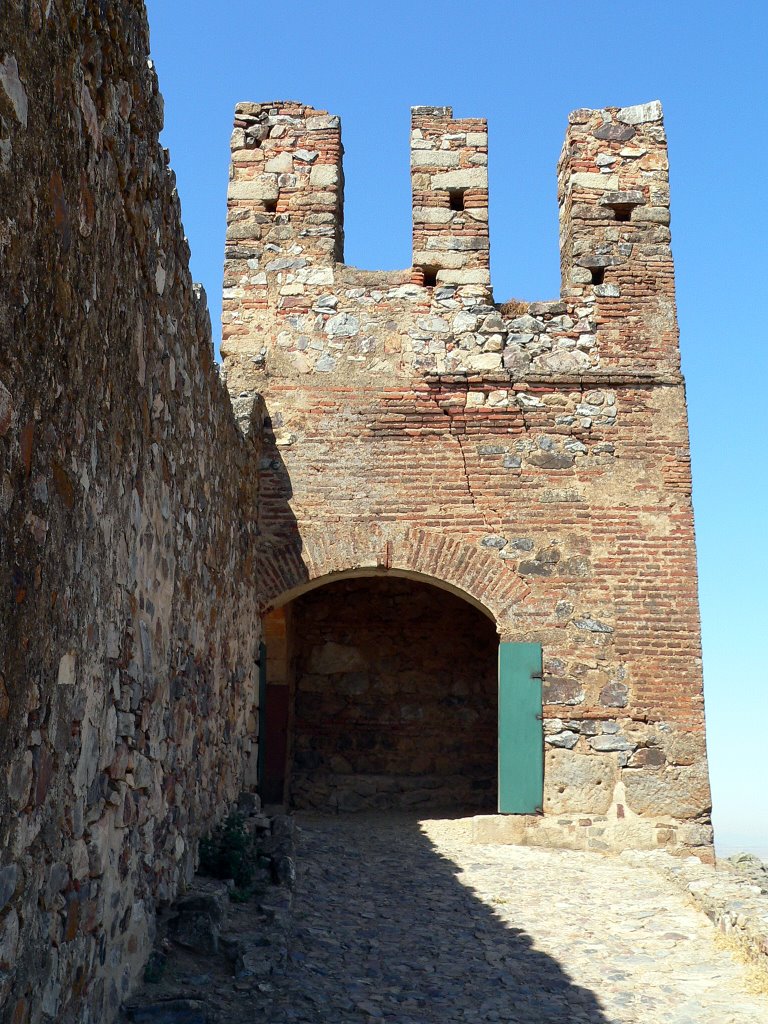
[143,949,166,984]
[199,812,255,891]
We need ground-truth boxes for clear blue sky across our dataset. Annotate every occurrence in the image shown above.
[145,0,768,855]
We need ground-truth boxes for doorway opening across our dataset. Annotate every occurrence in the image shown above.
[260,575,499,814]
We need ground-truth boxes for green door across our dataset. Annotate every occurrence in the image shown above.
[498,642,543,813]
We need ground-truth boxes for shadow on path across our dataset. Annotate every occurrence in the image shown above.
[268,814,610,1024]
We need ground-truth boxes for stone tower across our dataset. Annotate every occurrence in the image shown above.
[221,100,711,857]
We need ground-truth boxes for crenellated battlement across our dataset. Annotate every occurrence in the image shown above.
[227,101,344,264]
[222,100,680,395]
[410,105,490,287]
[557,102,677,368]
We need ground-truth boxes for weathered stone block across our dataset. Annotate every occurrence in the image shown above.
[309,164,339,187]
[411,150,460,168]
[430,168,487,189]
[570,172,619,190]
[308,642,366,674]
[544,749,616,814]
[227,176,279,201]
[617,100,663,125]
[623,764,711,819]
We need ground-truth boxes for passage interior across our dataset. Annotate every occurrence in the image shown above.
[262,575,499,813]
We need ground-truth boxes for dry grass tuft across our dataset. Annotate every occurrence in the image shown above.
[713,931,768,996]
[498,299,528,318]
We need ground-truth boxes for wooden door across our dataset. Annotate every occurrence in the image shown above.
[498,642,543,813]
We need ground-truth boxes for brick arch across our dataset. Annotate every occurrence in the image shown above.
[258,524,530,630]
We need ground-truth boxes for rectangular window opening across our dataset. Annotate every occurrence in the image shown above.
[420,265,438,287]
[612,204,632,222]
[448,189,466,212]
[590,267,605,286]
[263,197,278,214]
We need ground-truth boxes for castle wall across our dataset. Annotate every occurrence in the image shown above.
[0,6,716,1011]
[222,101,712,858]
[0,3,261,1020]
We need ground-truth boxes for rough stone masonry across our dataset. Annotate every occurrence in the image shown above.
[0,3,262,1021]
[222,100,712,849]
[0,1,712,1021]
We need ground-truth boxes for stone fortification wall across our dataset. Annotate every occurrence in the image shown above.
[0,3,260,1021]
[222,100,712,858]
[222,101,678,382]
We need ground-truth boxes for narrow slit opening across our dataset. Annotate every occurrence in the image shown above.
[590,267,605,286]
[421,266,438,287]
[612,205,632,222]
[448,189,466,212]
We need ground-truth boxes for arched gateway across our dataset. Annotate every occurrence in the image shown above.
[223,100,713,857]
[255,527,542,815]
[258,524,528,628]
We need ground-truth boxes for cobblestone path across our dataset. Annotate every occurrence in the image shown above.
[266,814,768,1024]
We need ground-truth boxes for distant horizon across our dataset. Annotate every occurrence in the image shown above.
[716,841,768,863]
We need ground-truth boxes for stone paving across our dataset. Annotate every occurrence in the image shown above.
[264,814,768,1024]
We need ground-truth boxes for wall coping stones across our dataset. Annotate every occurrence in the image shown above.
[622,850,768,978]
[616,100,664,125]
[422,370,683,387]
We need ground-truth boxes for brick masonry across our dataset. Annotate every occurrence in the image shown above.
[222,100,712,858]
